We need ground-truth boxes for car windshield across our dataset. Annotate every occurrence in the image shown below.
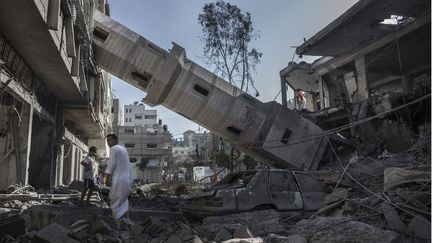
[208,171,257,190]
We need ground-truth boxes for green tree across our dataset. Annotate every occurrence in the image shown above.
[198,1,262,96]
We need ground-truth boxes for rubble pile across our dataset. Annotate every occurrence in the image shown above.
[0,210,278,242]
[0,185,51,210]
[129,182,204,212]
[288,217,400,243]
[196,210,285,237]
[0,118,430,243]
[301,139,431,242]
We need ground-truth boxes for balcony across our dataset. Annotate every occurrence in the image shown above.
[0,0,82,101]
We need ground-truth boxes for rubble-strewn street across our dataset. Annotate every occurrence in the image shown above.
[0,0,430,242]
[0,133,430,242]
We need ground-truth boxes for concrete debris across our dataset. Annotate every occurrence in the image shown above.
[69,219,89,234]
[289,217,401,243]
[383,167,430,191]
[33,223,80,243]
[0,114,429,243]
[379,120,414,153]
[183,235,203,243]
[324,188,350,205]
[213,227,232,242]
[200,210,284,236]
[281,234,308,243]
[233,225,254,239]
[407,216,431,240]
[140,216,164,236]
[0,215,25,239]
[221,238,264,243]
[265,234,308,243]
[380,202,406,233]
[395,188,428,211]
[0,234,18,243]
[89,217,112,234]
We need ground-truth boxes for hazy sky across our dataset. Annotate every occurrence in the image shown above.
[108,0,358,138]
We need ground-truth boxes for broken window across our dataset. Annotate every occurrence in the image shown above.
[281,129,292,144]
[135,114,142,119]
[294,173,323,192]
[227,126,242,136]
[125,143,135,148]
[211,171,257,190]
[125,128,135,134]
[270,171,298,191]
[145,115,157,119]
[194,84,209,96]
[132,71,152,89]
[93,27,109,42]
[147,144,157,148]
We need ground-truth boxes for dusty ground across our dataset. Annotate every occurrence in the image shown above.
[0,125,430,242]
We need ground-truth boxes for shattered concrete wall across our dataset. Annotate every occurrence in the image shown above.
[0,101,32,190]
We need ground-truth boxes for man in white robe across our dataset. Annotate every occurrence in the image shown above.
[104,133,133,219]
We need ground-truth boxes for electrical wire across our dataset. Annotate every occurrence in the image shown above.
[241,93,431,150]
[326,134,431,226]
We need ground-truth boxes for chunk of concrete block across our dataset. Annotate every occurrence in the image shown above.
[381,202,406,233]
[183,235,203,243]
[290,217,400,243]
[233,225,254,239]
[140,217,164,236]
[383,167,429,191]
[265,233,307,243]
[214,228,232,242]
[120,230,131,241]
[202,210,283,236]
[408,217,431,240]
[70,219,89,234]
[1,234,17,243]
[33,223,80,243]
[286,234,307,243]
[73,229,90,241]
[165,235,182,243]
[395,188,428,211]
[221,238,264,243]
[133,233,149,243]
[89,218,112,234]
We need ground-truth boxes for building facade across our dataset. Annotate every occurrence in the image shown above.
[124,103,157,127]
[0,1,112,190]
[118,103,172,182]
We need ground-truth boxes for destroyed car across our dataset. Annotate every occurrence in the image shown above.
[182,169,325,216]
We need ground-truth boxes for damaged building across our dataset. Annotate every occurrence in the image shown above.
[0,0,430,242]
[0,0,113,190]
[280,0,430,157]
[119,103,172,183]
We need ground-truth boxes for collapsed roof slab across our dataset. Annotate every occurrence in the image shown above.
[280,62,318,92]
[296,0,431,57]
